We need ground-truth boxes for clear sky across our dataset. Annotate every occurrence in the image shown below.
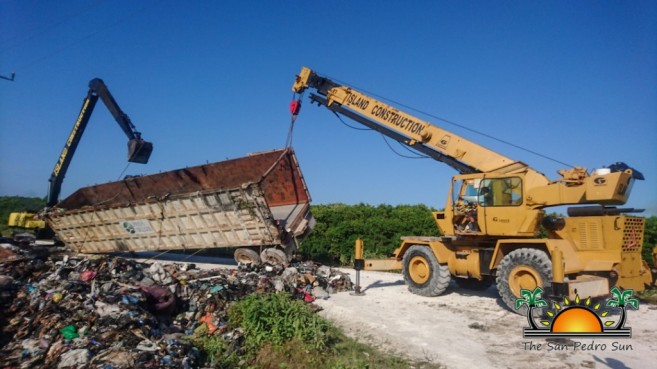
[1,1,656,215]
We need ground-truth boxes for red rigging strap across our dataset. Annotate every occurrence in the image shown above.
[290,99,301,116]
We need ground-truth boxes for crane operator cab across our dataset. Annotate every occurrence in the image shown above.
[446,175,526,237]
[451,177,485,234]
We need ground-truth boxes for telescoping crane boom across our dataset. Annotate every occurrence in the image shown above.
[292,66,651,311]
[47,78,153,207]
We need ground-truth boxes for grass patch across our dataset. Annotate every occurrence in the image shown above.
[636,286,657,304]
[191,292,444,369]
[228,293,333,352]
[319,330,444,369]
[192,329,241,368]
[249,326,444,369]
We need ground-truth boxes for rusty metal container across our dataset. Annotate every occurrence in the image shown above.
[45,149,313,258]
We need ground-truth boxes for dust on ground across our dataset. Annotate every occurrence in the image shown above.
[315,269,657,369]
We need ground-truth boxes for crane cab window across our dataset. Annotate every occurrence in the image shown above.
[478,177,523,207]
[454,179,480,204]
[452,179,482,233]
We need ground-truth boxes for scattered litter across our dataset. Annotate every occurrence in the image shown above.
[0,250,353,368]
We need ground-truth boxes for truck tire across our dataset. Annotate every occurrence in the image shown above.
[402,245,451,297]
[496,248,552,314]
[234,248,261,266]
[455,277,494,291]
[260,248,288,266]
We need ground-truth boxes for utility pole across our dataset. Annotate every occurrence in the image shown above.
[1,72,16,82]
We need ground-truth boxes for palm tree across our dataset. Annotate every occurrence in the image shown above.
[516,287,548,329]
[606,287,639,329]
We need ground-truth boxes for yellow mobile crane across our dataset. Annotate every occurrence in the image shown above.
[291,67,652,311]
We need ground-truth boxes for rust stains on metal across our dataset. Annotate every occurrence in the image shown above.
[57,148,309,210]
[45,148,314,254]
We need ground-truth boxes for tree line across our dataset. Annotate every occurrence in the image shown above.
[299,203,441,264]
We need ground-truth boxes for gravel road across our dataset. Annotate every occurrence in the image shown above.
[315,269,657,369]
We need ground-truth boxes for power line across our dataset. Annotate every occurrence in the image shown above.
[0,72,15,82]
[12,1,156,72]
[0,0,105,55]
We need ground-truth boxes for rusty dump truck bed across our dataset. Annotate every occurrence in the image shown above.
[45,148,313,254]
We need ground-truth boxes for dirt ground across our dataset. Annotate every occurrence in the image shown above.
[315,269,657,369]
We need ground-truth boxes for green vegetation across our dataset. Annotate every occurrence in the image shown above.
[300,203,441,264]
[228,293,332,351]
[0,196,46,236]
[192,292,442,369]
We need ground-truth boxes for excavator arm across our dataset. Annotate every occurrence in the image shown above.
[47,78,153,207]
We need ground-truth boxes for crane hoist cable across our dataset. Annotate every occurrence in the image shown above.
[380,135,430,159]
[332,110,429,159]
[287,92,304,148]
[291,89,430,160]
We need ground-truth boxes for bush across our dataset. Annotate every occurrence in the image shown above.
[300,203,441,264]
[192,330,240,368]
[228,293,334,352]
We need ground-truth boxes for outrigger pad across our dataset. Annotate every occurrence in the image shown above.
[128,139,153,164]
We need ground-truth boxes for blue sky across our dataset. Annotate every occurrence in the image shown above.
[1,1,656,215]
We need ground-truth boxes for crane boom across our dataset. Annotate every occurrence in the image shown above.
[47,78,153,207]
[291,67,645,209]
[293,67,528,175]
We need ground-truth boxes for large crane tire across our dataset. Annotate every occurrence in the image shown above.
[402,245,451,297]
[496,248,552,314]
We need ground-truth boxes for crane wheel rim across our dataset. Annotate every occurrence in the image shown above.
[409,256,430,284]
[509,265,542,296]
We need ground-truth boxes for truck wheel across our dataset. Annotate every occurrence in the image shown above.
[260,248,288,266]
[496,248,552,314]
[402,245,451,297]
[234,248,261,266]
[455,277,494,291]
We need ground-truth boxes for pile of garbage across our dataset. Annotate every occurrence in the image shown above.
[0,251,353,368]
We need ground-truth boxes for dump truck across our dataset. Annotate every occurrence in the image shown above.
[44,148,314,265]
[291,66,652,312]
